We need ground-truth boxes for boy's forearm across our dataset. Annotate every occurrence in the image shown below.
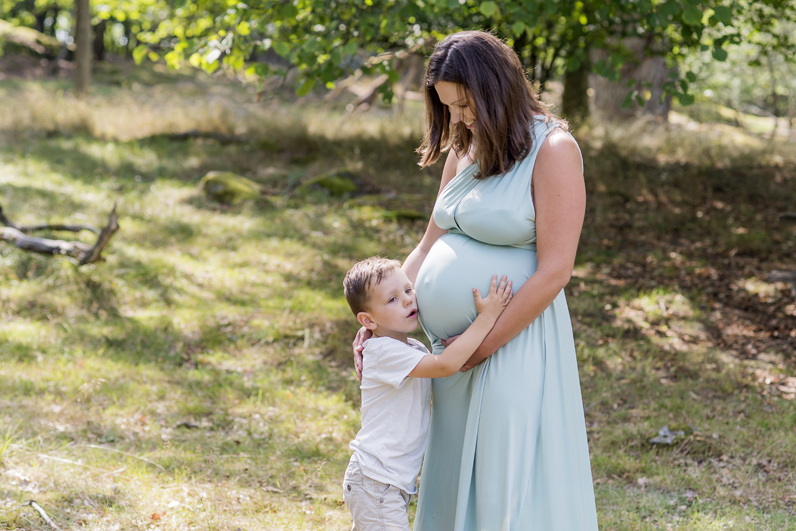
[434,315,496,375]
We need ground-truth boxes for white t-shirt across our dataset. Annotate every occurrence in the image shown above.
[349,336,432,494]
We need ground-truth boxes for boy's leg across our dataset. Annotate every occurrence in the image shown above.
[343,460,411,531]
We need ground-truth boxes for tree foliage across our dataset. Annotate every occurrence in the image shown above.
[127,0,795,107]
[2,0,795,108]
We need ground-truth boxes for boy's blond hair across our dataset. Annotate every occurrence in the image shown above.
[343,257,402,315]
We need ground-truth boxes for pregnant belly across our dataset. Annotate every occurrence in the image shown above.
[415,232,537,342]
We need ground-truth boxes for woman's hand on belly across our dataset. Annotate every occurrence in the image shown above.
[352,326,372,381]
[440,335,461,348]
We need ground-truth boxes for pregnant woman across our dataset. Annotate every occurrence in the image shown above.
[355,31,598,530]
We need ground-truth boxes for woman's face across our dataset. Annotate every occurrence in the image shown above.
[434,81,477,130]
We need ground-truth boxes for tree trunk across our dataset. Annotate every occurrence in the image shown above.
[93,19,106,61]
[74,0,92,96]
[591,37,677,121]
[562,49,591,127]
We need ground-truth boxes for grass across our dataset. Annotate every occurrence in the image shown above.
[1,58,795,530]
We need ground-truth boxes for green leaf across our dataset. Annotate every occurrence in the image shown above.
[594,59,619,81]
[480,1,499,18]
[254,63,271,77]
[281,3,298,18]
[189,53,202,68]
[343,41,358,55]
[147,52,160,63]
[682,6,703,26]
[132,45,148,65]
[678,93,695,105]
[227,51,245,70]
[711,5,732,25]
[164,51,181,69]
[659,1,680,17]
[273,41,290,58]
[621,90,638,109]
[647,13,663,28]
[685,71,696,83]
[296,77,316,97]
[711,47,728,61]
[237,21,250,36]
[511,21,526,36]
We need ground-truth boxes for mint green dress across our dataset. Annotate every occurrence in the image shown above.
[413,117,598,531]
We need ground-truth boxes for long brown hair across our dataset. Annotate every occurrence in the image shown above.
[417,31,561,179]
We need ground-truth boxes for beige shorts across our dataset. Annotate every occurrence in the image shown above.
[342,460,412,531]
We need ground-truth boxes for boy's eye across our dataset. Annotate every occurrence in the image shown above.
[405,288,413,294]
[388,297,396,303]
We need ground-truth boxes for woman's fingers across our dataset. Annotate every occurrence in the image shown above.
[441,334,461,347]
[352,326,371,381]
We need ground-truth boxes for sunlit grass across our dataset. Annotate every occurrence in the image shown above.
[1,65,795,529]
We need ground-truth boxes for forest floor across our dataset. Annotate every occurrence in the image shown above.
[1,58,795,530]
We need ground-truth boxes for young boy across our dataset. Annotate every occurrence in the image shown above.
[342,256,513,531]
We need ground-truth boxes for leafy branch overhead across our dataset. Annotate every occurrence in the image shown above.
[130,0,796,106]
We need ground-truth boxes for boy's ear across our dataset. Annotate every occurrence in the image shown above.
[357,311,378,331]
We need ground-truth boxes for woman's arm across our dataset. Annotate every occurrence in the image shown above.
[459,128,586,370]
[402,149,461,283]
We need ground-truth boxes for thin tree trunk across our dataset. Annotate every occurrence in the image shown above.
[562,46,591,127]
[93,19,106,61]
[74,0,92,96]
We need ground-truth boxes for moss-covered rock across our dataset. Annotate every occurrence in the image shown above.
[0,19,62,56]
[384,209,426,221]
[200,171,262,204]
[298,170,359,198]
[346,193,431,223]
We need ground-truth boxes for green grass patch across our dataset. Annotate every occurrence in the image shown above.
[1,61,795,529]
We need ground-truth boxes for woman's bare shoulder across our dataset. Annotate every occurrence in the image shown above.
[539,127,581,160]
[534,127,582,176]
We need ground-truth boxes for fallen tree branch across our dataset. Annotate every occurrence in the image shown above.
[0,203,119,265]
[26,500,63,531]
[767,270,796,284]
[0,205,99,234]
[779,212,796,224]
[767,270,796,296]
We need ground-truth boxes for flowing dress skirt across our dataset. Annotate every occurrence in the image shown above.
[413,291,599,531]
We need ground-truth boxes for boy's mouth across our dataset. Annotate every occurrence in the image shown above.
[407,309,417,319]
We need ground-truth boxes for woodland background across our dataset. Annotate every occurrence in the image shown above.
[1,1,796,530]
